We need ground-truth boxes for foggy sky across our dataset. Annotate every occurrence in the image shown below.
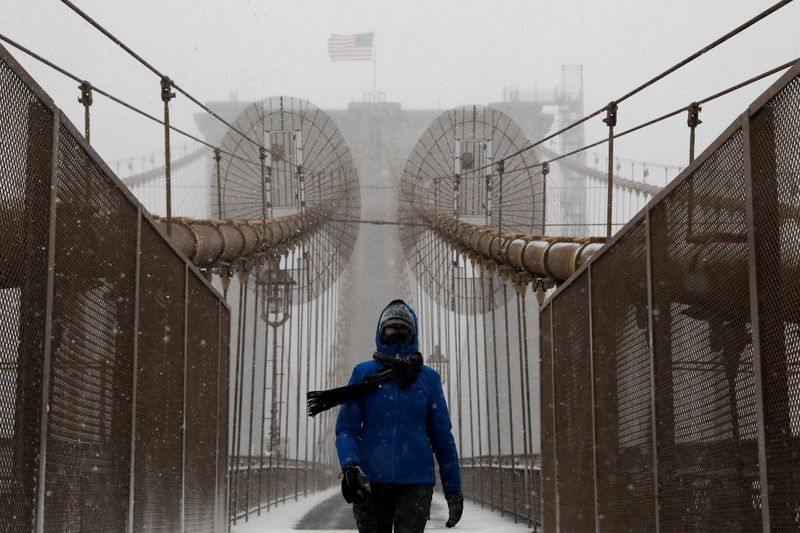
[3,0,798,169]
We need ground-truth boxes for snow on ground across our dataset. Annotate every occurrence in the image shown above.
[231,486,532,533]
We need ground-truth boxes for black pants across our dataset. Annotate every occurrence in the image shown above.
[353,483,433,533]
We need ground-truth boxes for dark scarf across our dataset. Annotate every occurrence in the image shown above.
[306,351,423,417]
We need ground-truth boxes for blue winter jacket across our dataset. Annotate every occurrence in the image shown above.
[335,302,461,493]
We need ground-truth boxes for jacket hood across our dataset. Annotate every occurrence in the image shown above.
[375,299,419,356]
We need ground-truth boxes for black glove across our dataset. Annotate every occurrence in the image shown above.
[445,492,464,527]
[341,463,371,504]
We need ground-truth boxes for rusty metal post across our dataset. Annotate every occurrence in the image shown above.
[541,162,549,236]
[603,102,618,238]
[78,81,92,143]
[687,102,702,162]
[742,110,773,533]
[126,208,143,533]
[214,148,223,219]
[686,103,702,238]
[35,109,61,533]
[161,76,176,235]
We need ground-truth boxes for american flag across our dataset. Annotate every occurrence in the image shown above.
[328,32,374,61]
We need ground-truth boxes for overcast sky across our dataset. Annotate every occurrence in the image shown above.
[3,0,799,167]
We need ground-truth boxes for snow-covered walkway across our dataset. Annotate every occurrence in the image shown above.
[231,486,532,533]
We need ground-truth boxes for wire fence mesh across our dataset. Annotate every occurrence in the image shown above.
[540,63,800,532]
[0,44,230,532]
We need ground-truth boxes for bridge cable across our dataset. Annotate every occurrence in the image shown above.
[501,283,518,522]
[258,269,271,514]
[0,33,264,175]
[58,0,282,156]
[245,265,261,520]
[488,275,503,516]
[229,276,246,523]
[515,288,533,526]
[479,267,494,512]
[463,267,477,502]
[280,253,294,505]
[429,0,796,182]
[492,56,800,183]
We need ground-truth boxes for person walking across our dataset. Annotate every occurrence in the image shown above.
[307,299,463,532]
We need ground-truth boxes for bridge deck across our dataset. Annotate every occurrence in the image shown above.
[231,487,530,533]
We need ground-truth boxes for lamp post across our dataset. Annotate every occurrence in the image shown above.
[259,259,295,457]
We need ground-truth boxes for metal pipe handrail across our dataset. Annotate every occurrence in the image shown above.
[151,202,335,269]
[417,206,605,283]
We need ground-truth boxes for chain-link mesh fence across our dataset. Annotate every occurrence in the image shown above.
[540,63,800,532]
[0,44,230,532]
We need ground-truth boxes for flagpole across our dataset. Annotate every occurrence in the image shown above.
[372,33,377,102]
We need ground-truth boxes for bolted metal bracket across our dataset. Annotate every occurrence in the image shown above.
[160,76,176,102]
[78,81,93,107]
[687,102,703,128]
[602,101,618,128]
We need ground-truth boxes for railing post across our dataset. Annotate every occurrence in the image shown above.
[742,110,772,533]
[687,102,702,162]
[35,109,61,533]
[161,76,176,235]
[603,102,617,238]
[77,80,92,143]
[686,102,702,238]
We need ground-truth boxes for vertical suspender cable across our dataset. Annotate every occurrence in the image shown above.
[245,267,261,520]
[230,278,246,523]
[515,289,532,526]
[283,251,295,505]
[520,289,536,527]
[480,268,494,511]
[489,276,503,516]
[471,269,484,505]
[463,266,476,493]
[453,251,464,458]
[502,283,517,522]
[294,247,305,500]
[257,267,270,515]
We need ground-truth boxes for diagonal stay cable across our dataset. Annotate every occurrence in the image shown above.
[59,0,272,154]
[499,57,799,178]
[439,0,795,181]
[0,33,261,170]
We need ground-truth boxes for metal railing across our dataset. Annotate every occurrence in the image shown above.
[0,44,230,533]
[540,61,800,532]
